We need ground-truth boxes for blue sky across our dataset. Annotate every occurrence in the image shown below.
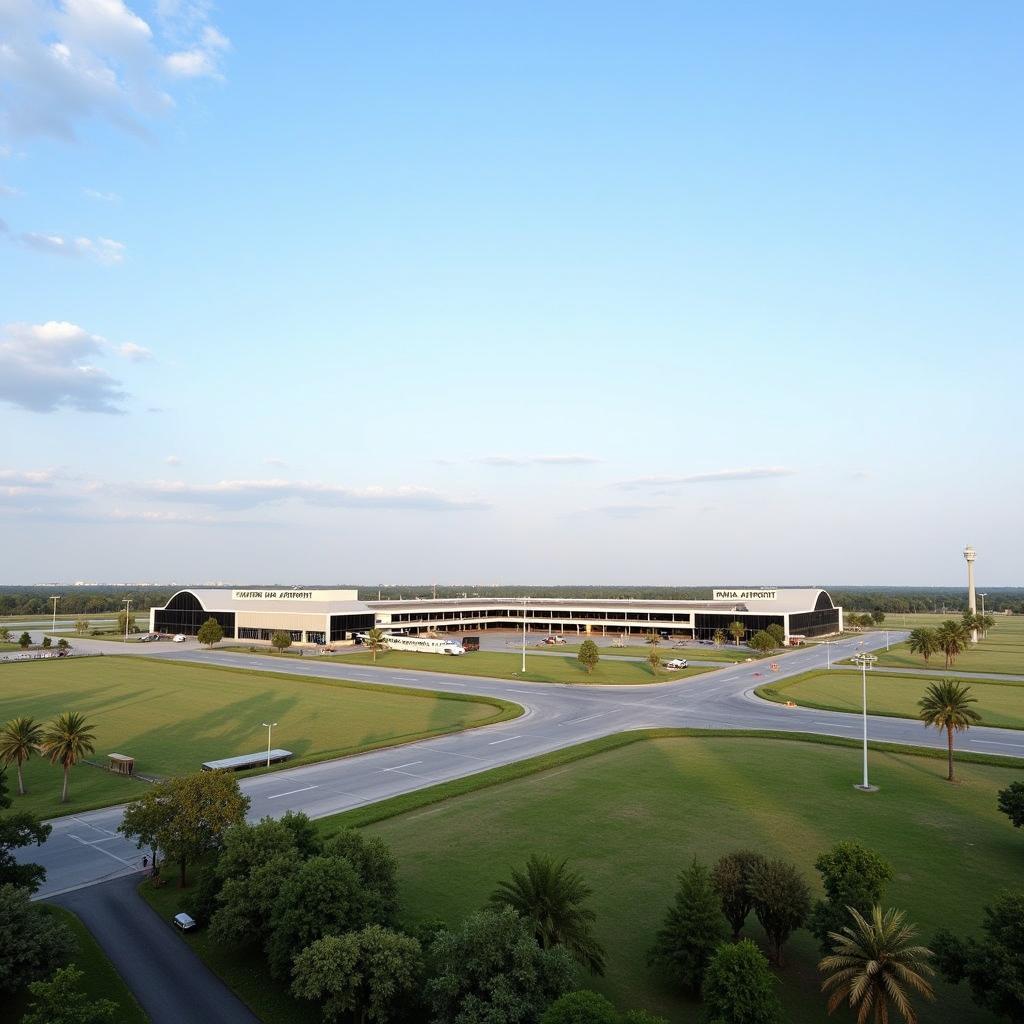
[1,1,1021,585]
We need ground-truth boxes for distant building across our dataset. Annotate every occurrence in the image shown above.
[151,587,842,645]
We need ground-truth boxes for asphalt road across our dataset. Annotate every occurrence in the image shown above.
[52,875,260,1024]
[24,629,1024,900]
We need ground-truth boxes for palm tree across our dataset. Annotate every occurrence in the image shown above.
[489,853,606,975]
[980,613,995,639]
[41,711,97,803]
[918,680,981,782]
[364,627,387,663]
[712,629,726,647]
[934,619,968,669]
[645,632,661,649]
[728,621,746,646]
[819,905,934,1024]
[906,628,937,666]
[0,716,44,795]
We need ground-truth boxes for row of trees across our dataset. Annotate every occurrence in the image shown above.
[1,630,70,652]
[0,712,97,803]
[909,612,996,668]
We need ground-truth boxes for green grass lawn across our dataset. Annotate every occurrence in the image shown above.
[555,642,757,662]
[757,669,1024,728]
[0,658,517,819]
[865,618,1024,677]
[0,904,148,1023]
[335,649,714,684]
[143,732,1023,1024]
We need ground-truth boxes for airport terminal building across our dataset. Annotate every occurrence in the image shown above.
[151,587,842,645]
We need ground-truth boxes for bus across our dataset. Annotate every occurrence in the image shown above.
[358,633,466,656]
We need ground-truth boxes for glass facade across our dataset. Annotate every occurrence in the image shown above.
[238,627,303,642]
[154,591,235,638]
[330,613,376,642]
[789,609,840,637]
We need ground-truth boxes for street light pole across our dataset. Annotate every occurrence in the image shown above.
[852,653,879,791]
[123,599,131,643]
[521,597,527,674]
[261,721,277,767]
[49,595,60,635]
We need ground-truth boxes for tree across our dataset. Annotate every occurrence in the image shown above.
[711,849,766,941]
[749,631,776,653]
[749,858,811,966]
[41,636,52,649]
[196,617,224,647]
[621,1013,669,1024]
[266,855,369,978]
[74,619,89,635]
[21,965,117,1024]
[577,639,600,675]
[0,770,51,892]
[933,889,1024,1022]
[323,829,399,924]
[364,627,387,663]
[118,770,249,887]
[425,907,574,1024]
[291,926,422,1024]
[728,621,746,646]
[18,631,31,649]
[0,883,75,994]
[645,632,661,649]
[934,619,968,668]
[541,990,618,1024]
[766,623,785,647]
[809,841,894,953]
[57,638,70,652]
[713,629,726,647]
[647,858,726,993]
[0,628,12,643]
[647,648,661,675]
[116,609,138,635]
[917,680,981,781]
[271,630,292,654]
[998,781,1024,829]
[40,711,96,804]
[871,609,886,625]
[907,628,938,665]
[0,716,44,795]
[820,906,934,1024]
[490,853,606,975]
[702,939,782,1024]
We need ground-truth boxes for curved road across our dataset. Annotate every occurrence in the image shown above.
[25,629,1024,900]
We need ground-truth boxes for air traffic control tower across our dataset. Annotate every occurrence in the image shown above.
[964,544,978,643]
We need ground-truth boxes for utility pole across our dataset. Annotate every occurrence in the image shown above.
[851,653,879,791]
[49,595,60,635]
[262,721,277,767]
[123,599,131,643]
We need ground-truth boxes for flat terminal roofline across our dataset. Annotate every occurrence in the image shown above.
[201,749,294,771]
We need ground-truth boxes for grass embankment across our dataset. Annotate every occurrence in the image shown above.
[142,730,1024,1024]
[861,618,1024,677]
[0,905,148,1024]
[555,642,756,663]
[334,649,714,685]
[0,658,518,819]
[757,667,1024,729]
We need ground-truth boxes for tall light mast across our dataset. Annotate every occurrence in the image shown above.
[963,545,978,644]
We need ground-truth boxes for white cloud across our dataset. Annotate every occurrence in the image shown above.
[164,454,181,465]
[19,231,125,263]
[616,467,797,489]
[595,504,669,518]
[0,183,21,197]
[262,457,287,468]
[0,0,229,142]
[82,186,119,201]
[0,319,141,413]
[478,454,603,467]
[118,341,151,360]
[134,479,492,512]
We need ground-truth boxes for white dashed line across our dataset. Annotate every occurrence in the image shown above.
[267,785,319,800]
[380,761,423,772]
[488,735,522,745]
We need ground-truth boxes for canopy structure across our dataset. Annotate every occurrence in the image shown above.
[107,753,135,776]
[201,749,293,772]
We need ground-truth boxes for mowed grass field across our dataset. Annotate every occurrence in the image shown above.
[758,669,1024,728]
[864,616,1024,676]
[556,642,757,663]
[0,658,515,819]
[363,736,1021,1024]
[336,649,713,684]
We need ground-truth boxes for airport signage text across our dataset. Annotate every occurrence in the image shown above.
[712,589,778,601]
[232,590,315,601]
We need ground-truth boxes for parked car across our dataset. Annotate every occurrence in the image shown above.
[173,634,187,643]
[664,658,688,669]
[173,912,197,931]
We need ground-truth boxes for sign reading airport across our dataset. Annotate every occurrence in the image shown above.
[712,589,777,601]
[231,589,356,602]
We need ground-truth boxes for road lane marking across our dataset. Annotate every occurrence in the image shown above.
[972,740,1024,748]
[812,720,856,728]
[267,785,319,799]
[380,761,423,772]
[68,835,138,869]
[489,735,522,745]
[561,710,617,726]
